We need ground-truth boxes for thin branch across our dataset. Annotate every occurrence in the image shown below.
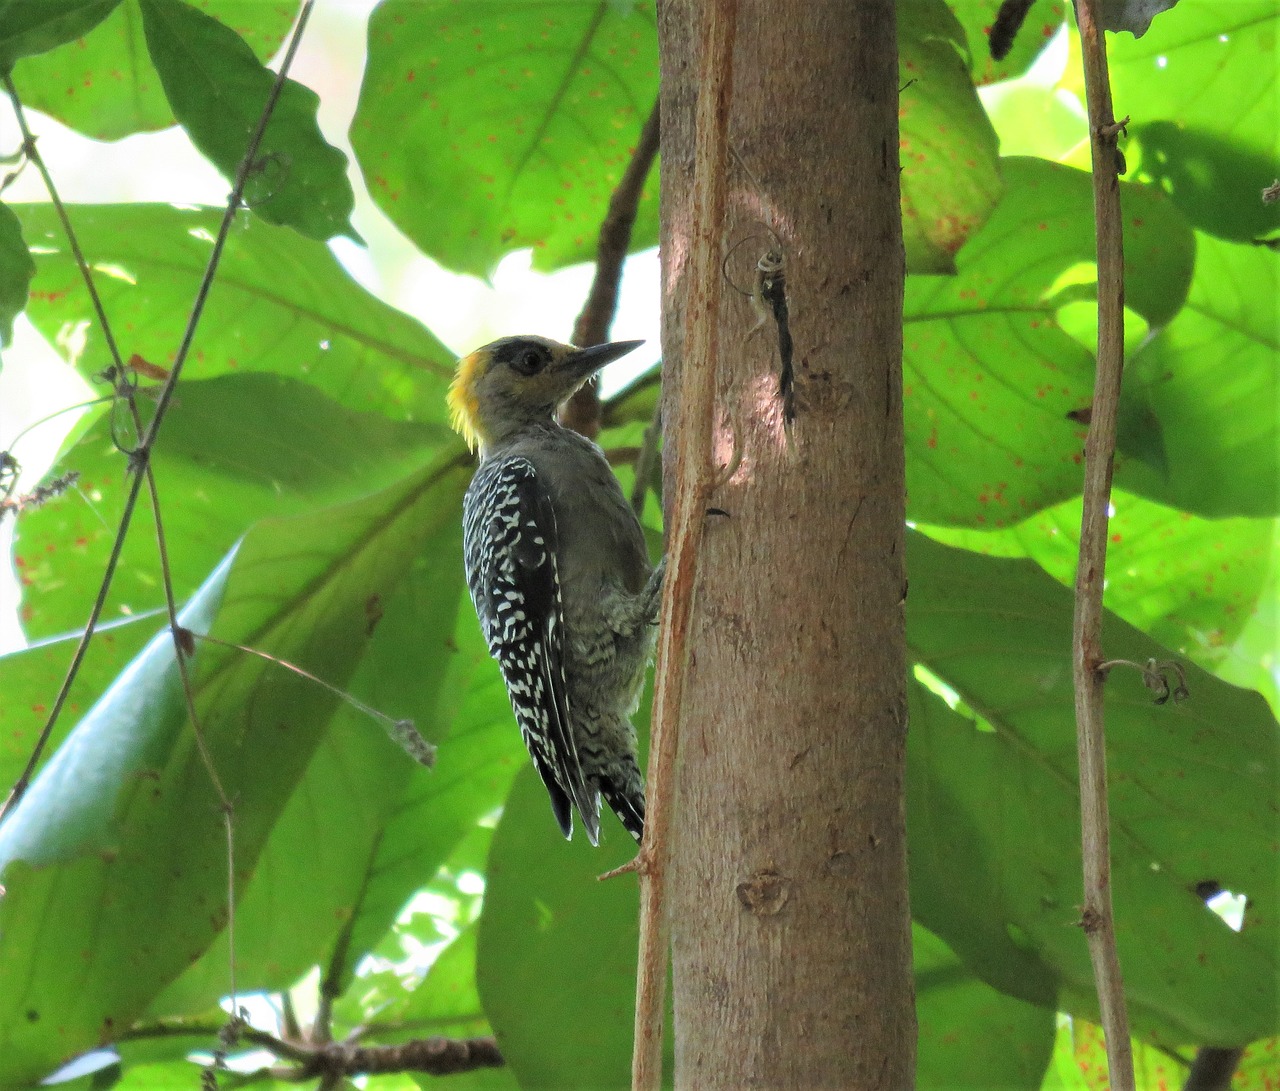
[125,1021,505,1082]
[1069,2,1135,1089]
[629,396,663,518]
[633,5,737,1089]
[1182,1048,1245,1091]
[560,97,661,440]
[2,78,128,375]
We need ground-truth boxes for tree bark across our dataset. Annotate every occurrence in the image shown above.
[656,1,914,1087]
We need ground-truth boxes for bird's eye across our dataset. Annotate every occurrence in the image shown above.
[512,347,546,376]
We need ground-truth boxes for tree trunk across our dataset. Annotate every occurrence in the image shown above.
[656,1,914,1087]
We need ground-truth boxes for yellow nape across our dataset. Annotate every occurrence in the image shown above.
[448,349,485,452]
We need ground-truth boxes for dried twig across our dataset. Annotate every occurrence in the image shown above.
[630,395,664,518]
[124,1021,502,1082]
[560,97,661,439]
[632,5,737,1088]
[0,470,80,521]
[1069,1,1135,1088]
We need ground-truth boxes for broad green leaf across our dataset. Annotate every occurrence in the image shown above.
[402,928,518,1091]
[1072,1020,1191,1090]
[339,924,518,1091]
[915,923,1055,1090]
[0,202,34,346]
[9,0,294,141]
[332,612,525,993]
[906,531,1279,1045]
[919,488,1276,680]
[150,518,468,1015]
[351,0,659,276]
[0,0,120,72]
[0,454,469,1086]
[0,617,158,809]
[900,0,1004,273]
[904,156,1194,525]
[14,203,453,420]
[1129,121,1280,243]
[13,374,452,640]
[138,0,355,241]
[945,0,1067,85]
[1038,1018,1198,1091]
[980,78,1088,162]
[0,556,230,1087]
[1117,234,1279,517]
[477,763,661,1091]
[1106,2,1280,241]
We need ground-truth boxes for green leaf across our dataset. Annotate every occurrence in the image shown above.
[899,0,1004,273]
[0,454,469,1086]
[1117,233,1279,517]
[1106,1,1280,242]
[9,0,295,141]
[138,0,356,241]
[0,201,34,345]
[13,373,452,640]
[905,530,1279,1045]
[0,617,159,815]
[945,0,1067,85]
[351,0,659,276]
[918,488,1276,681]
[150,519,468,1015]
[915,923,1055,1090]
[0,0,121,72]
[402,929,518,1091]
[331,613,525,994]
[343,924,518,1090]
[477,763,663,1091]
[15,203,450,418]
[1129,121,1280,243]
[903,156,1194,525]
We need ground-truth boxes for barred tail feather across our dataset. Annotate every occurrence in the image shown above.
[600,776,645,842]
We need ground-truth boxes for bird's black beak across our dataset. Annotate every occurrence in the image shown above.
[561,339,644,383]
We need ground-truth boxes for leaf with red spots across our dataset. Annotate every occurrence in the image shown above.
[10,0,295,141]
[903,156,1194,526]
[946,0,1067,85]
[351,0,659,276]
[899,0,1003,274]
[1118,233,1279,518]
[14,202,452,423]
[920,486,1276,706]
[907,530,1280,1046]
[11,372,452,641]
[139,0,355,241]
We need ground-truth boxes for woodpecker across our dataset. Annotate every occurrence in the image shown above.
[449,336,663,844]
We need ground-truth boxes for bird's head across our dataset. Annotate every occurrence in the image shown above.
[448,335,643,454]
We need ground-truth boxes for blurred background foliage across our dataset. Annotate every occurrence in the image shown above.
[0,0,1275,1088]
